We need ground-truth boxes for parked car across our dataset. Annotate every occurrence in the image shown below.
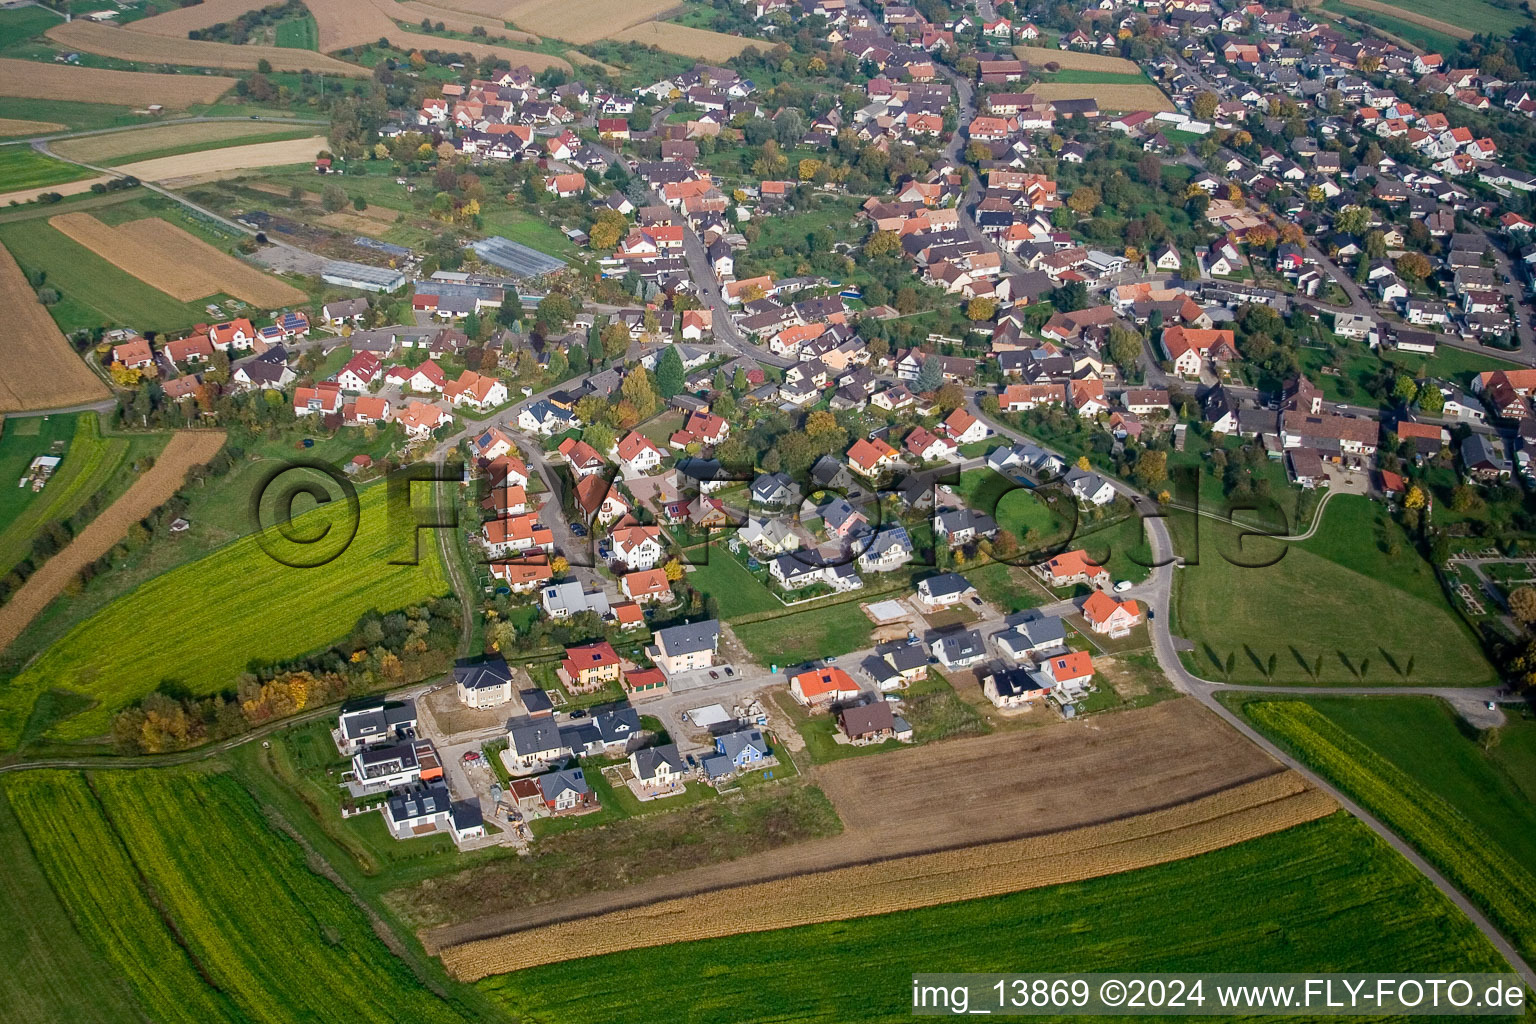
[1113,580,1133,593]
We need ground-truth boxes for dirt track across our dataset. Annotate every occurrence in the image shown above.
[0,242,109,413]
[0,431,226,651]
[417,698,1281,951]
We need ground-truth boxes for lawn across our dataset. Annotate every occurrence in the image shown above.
[274,13,318,48]
[958,468,1069,545]
[1234,696,1536,964]
[478,814,1514,1023]
[684,544,781,619]
[965,559,1049,614]
[1173,495,1494,685]
[0,412,79,532]
[6,769,476,1024]
[475,207,578,259]
[0,146,96,191]
[0,480,451,747]
[774,672,986,763]
[0,781,146,1024]
[0,5,58,49]
[731,599,875,667]
[0,219,221,334]
[1041,69,1150,84]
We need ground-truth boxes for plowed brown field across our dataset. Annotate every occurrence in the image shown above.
[0,430,227,650]
[606,21,751,60]
[45,20,367,74]
[0,242,109,413]
[50,213,306,306]
[441,774,1335,978]
[0,58,235,107]
[414,699,1283,946]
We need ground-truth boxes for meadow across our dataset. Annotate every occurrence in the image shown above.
[683,543,783,618]
[0,145,92,191]
[1342,0,1522,35]
[6,769,477,1024]
[0,5,59,49]
[1319,0,1463,52]
[1172,494,1494,685]
[731,597,875,666]
[0,480,450,746]
[1239,697,1536,964]
[0,414,81,529]
[0,218,221,334]
[476,814,1511,1023]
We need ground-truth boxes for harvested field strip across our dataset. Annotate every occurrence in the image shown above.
[1012,45,1140,72]
[0,241,109,413]
[443,773,1335,978]
[1030,82,1174,112]
[0,430,226,655]
[1249,700,1536,961]
[0,414,131,576]
[605,21,751,61]
[51,120,321,163]
[0,118,64,136]
[385,25,570,70]
[420,699,1283,949]
[508,0,678,43]
[5,771,241,1024]
[396,0,541,42]
[302,0,567,69]
[118,218,308,305]
[51,213,307,306]
[0,177,111,206]
[0,57,236,107]
[128,0,279,36]
[114,135,328,182]
[1332,0,1472,37]
[44,20,368,75]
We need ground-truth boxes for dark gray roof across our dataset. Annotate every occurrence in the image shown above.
[454,656,513,691]
[654,619,720,657]
[385,781,452,823]
[633,743,686,781]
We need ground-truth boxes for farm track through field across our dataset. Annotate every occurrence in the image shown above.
[50,121,312,164]
[0,431,226,652]
[0,242,109,413]
[441,774,1335,977]
[395,0,542,43]
[417,699,1283,948]
[0,57,236,107]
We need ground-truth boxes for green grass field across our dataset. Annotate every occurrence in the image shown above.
[959,468,1070,544]
[0,5,59,49]
[1321,0,1463,53]
[6,769,475,1024]
[0,413,78,529]
[732,598,875,667]
[1042,69,1149,84]
[0,220,223,334]
[0,146,96,191]
[1236,696,1536,964]
[1173,495,1493,685]
[0,97,149,132]
[274,13,318,48]
[0,481,450,747]
[684,544,782,619]
[1340,0,1527,34]
[478,815,1513,1023]
[0,781,148,1024]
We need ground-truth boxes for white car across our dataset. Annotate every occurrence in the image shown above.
[1113,580,1133,593]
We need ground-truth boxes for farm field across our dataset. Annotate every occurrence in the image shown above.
[1172,494,1494,685]
[1012,45,1141,72]
[0,57,236,106]
[0,413,159,577]
[605,21,752,60]
[126,0,282,35]
[1030,82,1175,113]
[298,0,569,70]
[6,769,477,1024]
[0,782,146,1024]
[0,240,110,412]
[422,699,1282,950]
[0,116,63,135]
[114,134,329,183]
[0,5,59,49]
[508,0,678,43]
[44,19,368,74]
[51,213,307,306]
[1237,697,1536,964]
[1044,68,1152,84]
[52,120,320,164]
[442,772,1336,976]
[478,814,1511,1023]
[0,475,451,747]
[1319,0,1463,51]
[0,145,95,190]
[0,219,222,334]
[0,414,81,529]
[1338,0,1517,36]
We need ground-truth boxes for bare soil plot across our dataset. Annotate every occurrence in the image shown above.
[509,0,678,43]
[420,698,1283,951]
[1031,81,1174,112]
[114,134,328,182]
[1013,46,1141,72]
[44,21,367,75]
[0,57,236,107]
[318,210,399,235]
[0,118,64,136]
[0,431,226,650]
[1333,0,1473,38]
[128,0,279,36]
[606,21,751,60]
[52,120,311,163]
[0,242,109,413]
[251,181,320,202]
[441,774,1334,977]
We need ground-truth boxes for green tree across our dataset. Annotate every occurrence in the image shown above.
[621,366,658,418]
[321,183,347,212]
[1418,384,1444,415]
[1392,374,1418,405]
[654,346,685,398]
[914,354,944,393]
